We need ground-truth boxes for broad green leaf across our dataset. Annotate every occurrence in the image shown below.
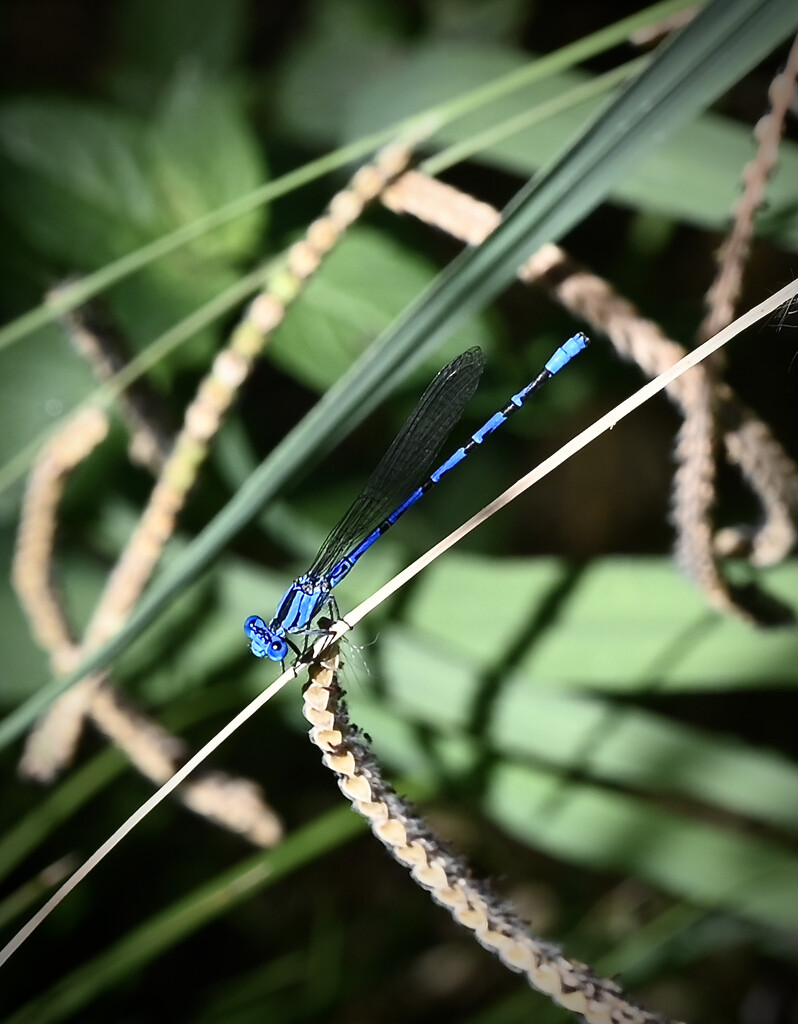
[485,759,797,930]
[99,262,238,372]
[0,100,165,267]
[273,0,409,143]
[406,556,797,690]
[277,25,798,249]
[341,694,796,930]
[370,619,798,831]
[269,227,497,391]
[150,67,267,261]
[0,83,265,271]
[223,553,797,833]
[0,76,264,380]
[348,44,798,249]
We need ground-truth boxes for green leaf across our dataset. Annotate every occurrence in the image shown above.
[0,76,267,380]
[349,43,798,249]
[343,668,796,931]
[269,227,497,391]
[405,556,797,690]
[273,0,409,144]
[150,67,267,261]
[484,759,797,930]
[218,552,798,927]
[0,80,265,271]
[369,591,798,831]
[0,0,703,354]
[0,100,166,267]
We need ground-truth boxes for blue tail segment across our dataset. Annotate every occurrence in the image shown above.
[245,332,589,661]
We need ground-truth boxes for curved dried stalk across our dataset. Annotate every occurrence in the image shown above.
[629,4,698,46]
[89,683,282,846]
[304,643,683,1024]
[382,171,797,622]
[84,141,412,652]
[713,398,798,566]
[12,407,108,675]
[14,143,413,818]
[699,33,798,345]
[47,293,174,474]
[690,34,798,575]
[11,403,282,844]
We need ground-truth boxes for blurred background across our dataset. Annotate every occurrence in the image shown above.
[0,2,796,1022]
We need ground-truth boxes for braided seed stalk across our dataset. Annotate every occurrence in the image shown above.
[382,170,797,622]
[303,645,683,1024]
[20,141,414,783]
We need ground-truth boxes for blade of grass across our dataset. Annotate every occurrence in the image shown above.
[0,857,75,933]
[0,751,123,885]
[1,0,794,750]
[421,55,650,177]
[1,788,423,1024]
[0,675,257,885]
